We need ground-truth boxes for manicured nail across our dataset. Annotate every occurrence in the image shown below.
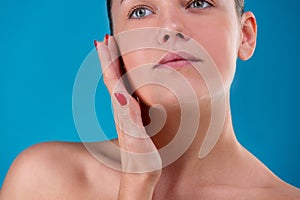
[104,34,110,45]
[94,40,97,48]
[114,92,127,106]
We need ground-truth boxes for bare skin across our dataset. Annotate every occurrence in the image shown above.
[1,0,300,199]
[1,139,300,199]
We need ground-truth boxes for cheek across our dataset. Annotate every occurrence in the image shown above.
[190,20,239,88]
[122,49,166,71]
[121,50,166,103]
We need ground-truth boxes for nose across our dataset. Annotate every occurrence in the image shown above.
[158,30,189,44]
[157,9,190,44]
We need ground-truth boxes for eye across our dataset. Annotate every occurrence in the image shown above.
[129,6,154,19]
[187,0,213,9]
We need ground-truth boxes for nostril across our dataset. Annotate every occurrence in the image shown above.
[163,34,170,42]
[158,29,189,45]
[176,32,184,39]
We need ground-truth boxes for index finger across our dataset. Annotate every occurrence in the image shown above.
[95,36,123,94]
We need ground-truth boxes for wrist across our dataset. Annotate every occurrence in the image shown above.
[118,172,161,200]
[121,171,161,186]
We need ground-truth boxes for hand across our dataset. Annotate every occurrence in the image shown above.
[95,35,162,200]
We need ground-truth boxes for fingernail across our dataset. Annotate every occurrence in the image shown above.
[114,92,127,106]
[94,40,97,48]
[104,34,109,45]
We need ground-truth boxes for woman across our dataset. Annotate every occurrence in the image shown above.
[1,0,300,199]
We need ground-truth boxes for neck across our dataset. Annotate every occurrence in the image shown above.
[142,91,243,184]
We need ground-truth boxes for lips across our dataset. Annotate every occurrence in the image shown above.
[155,51,202,69]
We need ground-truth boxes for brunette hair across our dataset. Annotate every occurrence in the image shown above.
[106,0,245,33]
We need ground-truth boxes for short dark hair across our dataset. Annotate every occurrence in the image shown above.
[235,0,245,17]
[106,0,244,34]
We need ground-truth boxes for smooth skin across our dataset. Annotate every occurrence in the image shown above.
[1,0,300,199]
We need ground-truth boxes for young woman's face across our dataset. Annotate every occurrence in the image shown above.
[110,0,243,107]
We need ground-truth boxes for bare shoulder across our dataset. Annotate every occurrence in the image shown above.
[1,141,121,200]
[198,182,300,200]
[251,177,300,200]
[241,147,300,200]
[253,168,300,199]
[270,181,300,200]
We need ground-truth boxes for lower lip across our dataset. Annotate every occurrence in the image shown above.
[156,60,194,70]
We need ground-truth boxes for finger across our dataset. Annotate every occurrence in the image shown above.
[96,36,159,155]
[95,36,123,94]
[113,92,158,154]
[96,37,140,139]
[95,36,144,140]
[113,92,162,173]
[113,92,146,139]
[107,36,121,75]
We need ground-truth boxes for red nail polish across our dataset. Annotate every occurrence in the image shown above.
[104,34,109,45]
[94,40,97,48]
[114,93,127,106]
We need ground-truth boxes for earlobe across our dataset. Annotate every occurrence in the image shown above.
[238,12,257,61]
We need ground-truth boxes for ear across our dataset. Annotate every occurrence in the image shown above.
[238,12,257,60]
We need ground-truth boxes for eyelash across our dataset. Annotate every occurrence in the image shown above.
[186,0,214,9]
[127,4,154,19]
[127,0,214,20]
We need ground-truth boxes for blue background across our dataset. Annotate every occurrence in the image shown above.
[1,0,299,188]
